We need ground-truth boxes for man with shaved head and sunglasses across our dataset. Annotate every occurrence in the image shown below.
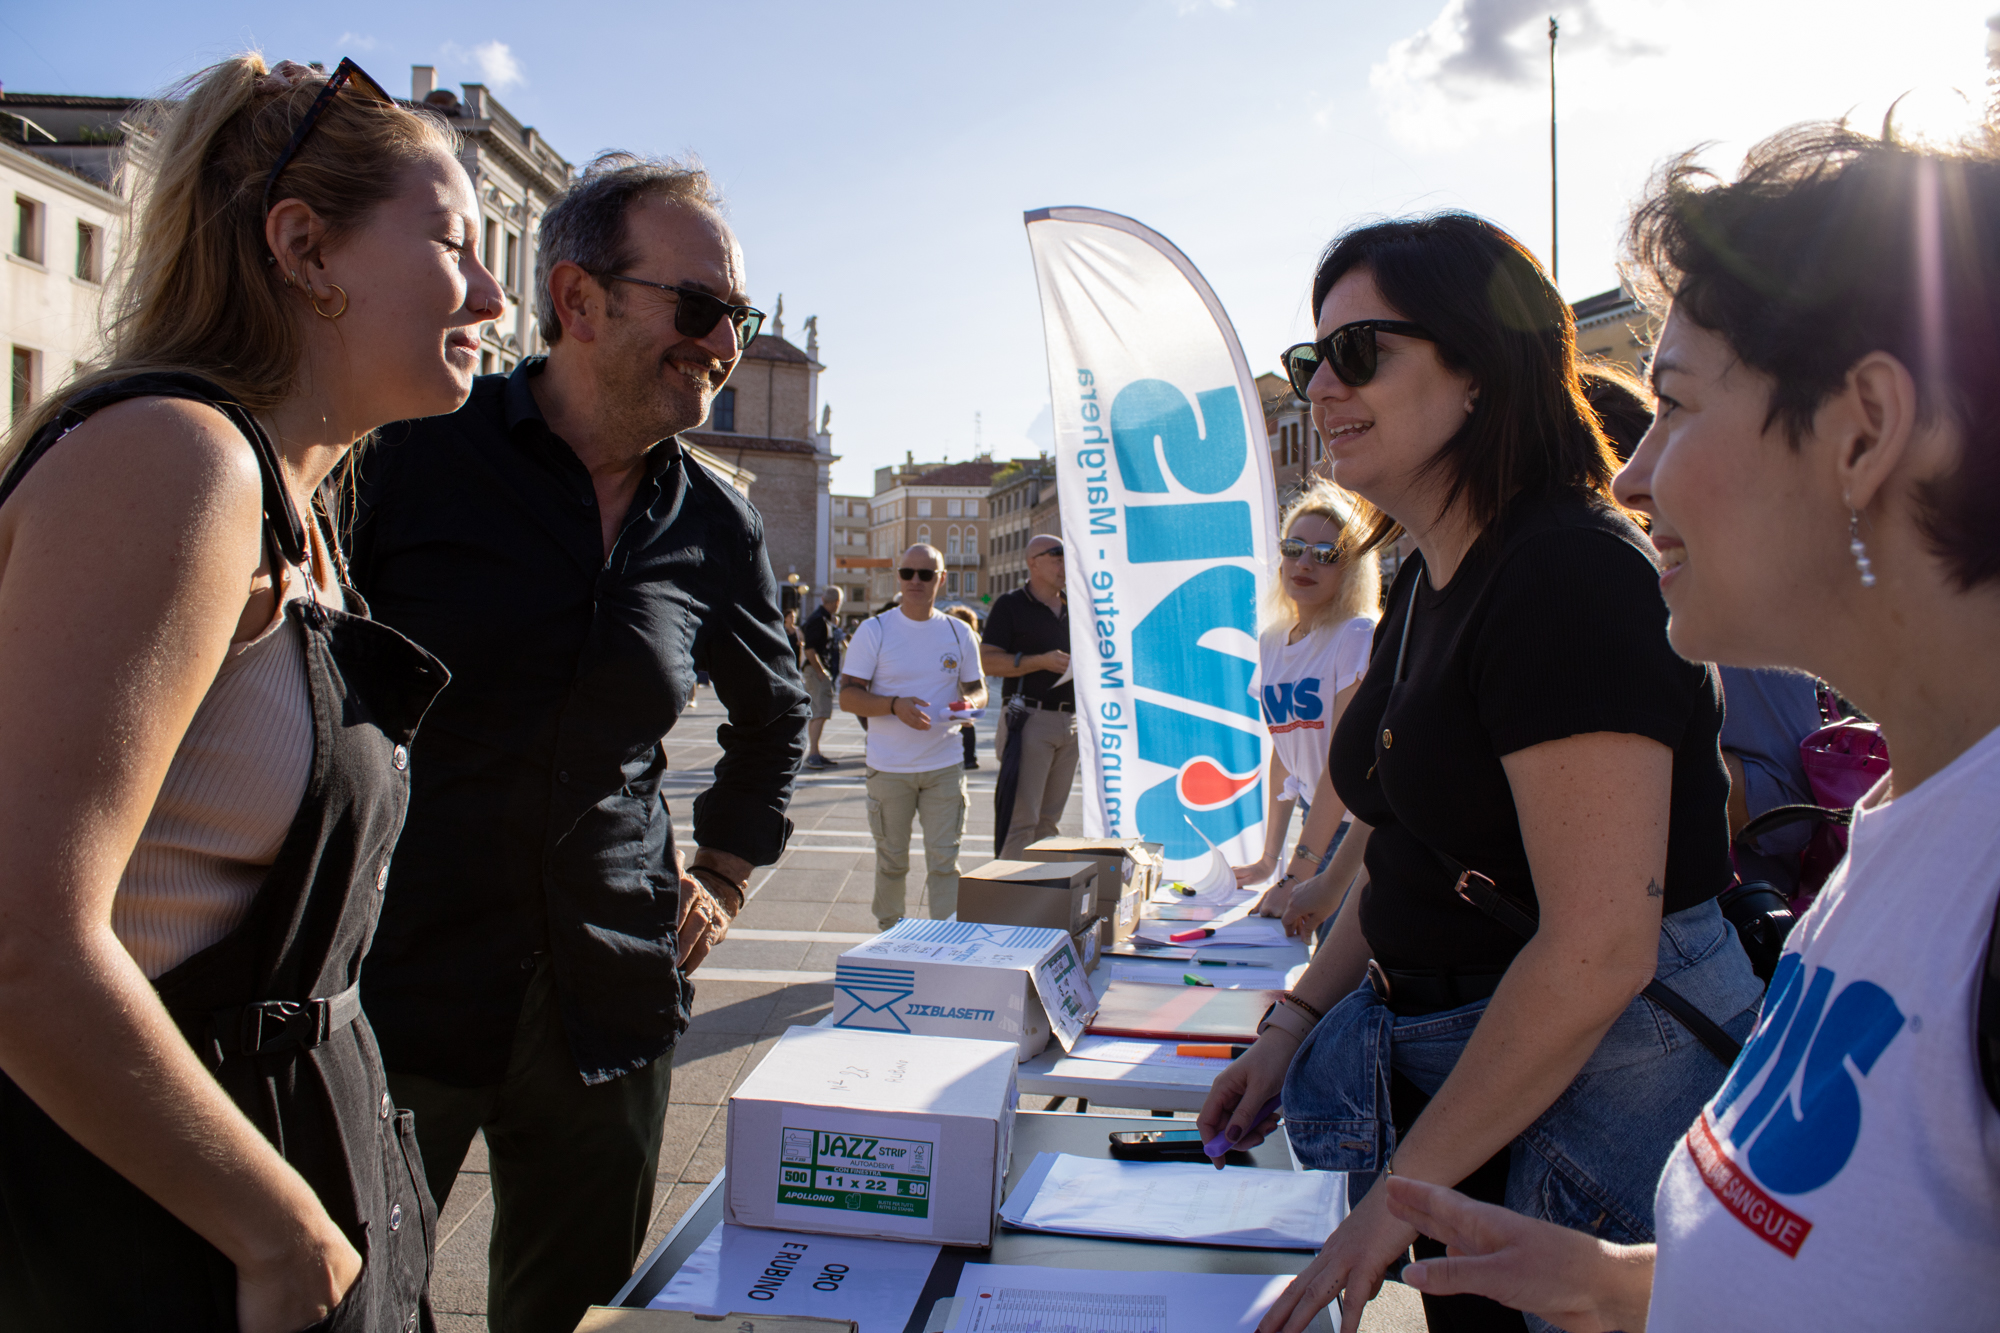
[347,151,807,1332]
[841,544,988,930]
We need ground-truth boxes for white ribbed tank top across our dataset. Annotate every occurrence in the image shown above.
[111,558,333,979]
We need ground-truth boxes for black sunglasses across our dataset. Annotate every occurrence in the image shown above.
[1031,544,1064,560]
[1281,320,1436,397]
[897,567,938,583]
[1278,537,1341,566]
[597,274,766,348]
[262,58,395,217]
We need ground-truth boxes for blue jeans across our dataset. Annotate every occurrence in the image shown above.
[1283,898,1762,1247]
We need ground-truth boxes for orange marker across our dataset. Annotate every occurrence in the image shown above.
[1176,1044,1249,1059]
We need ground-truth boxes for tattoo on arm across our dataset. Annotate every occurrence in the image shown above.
[1645,877,1665,899]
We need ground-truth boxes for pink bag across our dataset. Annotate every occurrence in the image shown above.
[1795,718,1891,904]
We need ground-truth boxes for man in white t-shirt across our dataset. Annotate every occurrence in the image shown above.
[839,545,987,930]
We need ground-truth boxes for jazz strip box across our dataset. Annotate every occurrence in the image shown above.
[724,1026,1017,1246]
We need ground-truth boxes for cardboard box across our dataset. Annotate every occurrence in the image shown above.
[575,1312,856,1333]
[1020,838,1164,945]
[833,919,1098,1059]
[724,1026,1017,1246]
[956,859,1097,933]
[1070,921,1102,973]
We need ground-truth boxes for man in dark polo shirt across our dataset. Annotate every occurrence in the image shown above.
[350,153,806,1333]
[980,535,1078,856]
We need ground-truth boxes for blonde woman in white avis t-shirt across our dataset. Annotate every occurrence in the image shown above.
[1372,129,2000,1333]
[1232,479,1380,930]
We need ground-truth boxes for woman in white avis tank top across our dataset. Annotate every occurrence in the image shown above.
[1231,478,1380,930]
[1369,125,2000,1333]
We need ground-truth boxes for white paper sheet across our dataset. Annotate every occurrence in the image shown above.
[997,1153,1344,1250]
[1066,1035,1234,1069]
[651,1221,940,1333]
[950,1262,1299,1333]
[1090,958,1300,991]
[1131,910,1291,949]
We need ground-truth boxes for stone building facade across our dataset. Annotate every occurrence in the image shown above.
[409,67,572,374]
[864,457,995,609]
[1572,286,1651,377]
[683,321,836,592]
[829,493,872,615]
[2,95,133,426]
[1257,370,1323,504]
[987,457,1056,596]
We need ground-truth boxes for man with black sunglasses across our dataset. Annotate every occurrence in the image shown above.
[349,152,804,1333]
[981,534,1079,857]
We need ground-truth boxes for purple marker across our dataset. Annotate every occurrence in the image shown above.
[1204,1094,1282,1158]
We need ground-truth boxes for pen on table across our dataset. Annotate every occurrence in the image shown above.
[1204,1094,1282,1165]
[1176,1044,1248,1058]
[1168,926,1217,943]
[1182,973,1215,987]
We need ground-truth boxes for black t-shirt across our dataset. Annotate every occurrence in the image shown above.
[1328,492,1729,973]
[981,586,1074,707]
[801,604,844,676]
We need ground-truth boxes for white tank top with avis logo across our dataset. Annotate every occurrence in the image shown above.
[1646,725,2000,1330]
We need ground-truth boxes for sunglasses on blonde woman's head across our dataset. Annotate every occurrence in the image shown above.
[262,58,395,217]
[1281,319,1436,398]
[1279,537,1342,565]
[898,567,937,583]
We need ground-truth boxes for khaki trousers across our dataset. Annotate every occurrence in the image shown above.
[995,704,1081,858]
[865,762,968,928]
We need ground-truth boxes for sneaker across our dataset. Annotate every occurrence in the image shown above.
[964,760,981,770]
[804,754,837,770]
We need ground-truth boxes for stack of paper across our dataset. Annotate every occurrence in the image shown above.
[1130,898,1292,950]
[996,1153,1344,1250]
[950,1264,1299,1333]
[1086,981,1281,1042]
[650,1222,939,1333]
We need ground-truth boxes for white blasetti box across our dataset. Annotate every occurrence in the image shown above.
[832,919,1098,1060]
[723,1025,1018,1246]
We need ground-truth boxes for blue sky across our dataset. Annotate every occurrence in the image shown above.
[4,1,1991,493]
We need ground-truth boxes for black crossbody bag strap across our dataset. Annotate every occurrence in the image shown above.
[1980,890,2000,1114]
[1384,566,1744,1069]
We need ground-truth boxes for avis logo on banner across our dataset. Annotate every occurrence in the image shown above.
[1023,207,1280,876]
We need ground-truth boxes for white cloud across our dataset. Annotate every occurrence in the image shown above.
[441,39,526,91]
[335,32,379,52]
[1364,0,1663,151]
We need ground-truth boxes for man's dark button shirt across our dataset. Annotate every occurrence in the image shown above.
[981,587,1073,707]
[350,360,808,1087]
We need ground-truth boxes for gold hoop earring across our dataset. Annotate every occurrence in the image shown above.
[310,284,348,320]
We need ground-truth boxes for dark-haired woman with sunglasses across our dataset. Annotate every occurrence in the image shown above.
[0,56,501,1332]
[1199,213,1760,1333]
